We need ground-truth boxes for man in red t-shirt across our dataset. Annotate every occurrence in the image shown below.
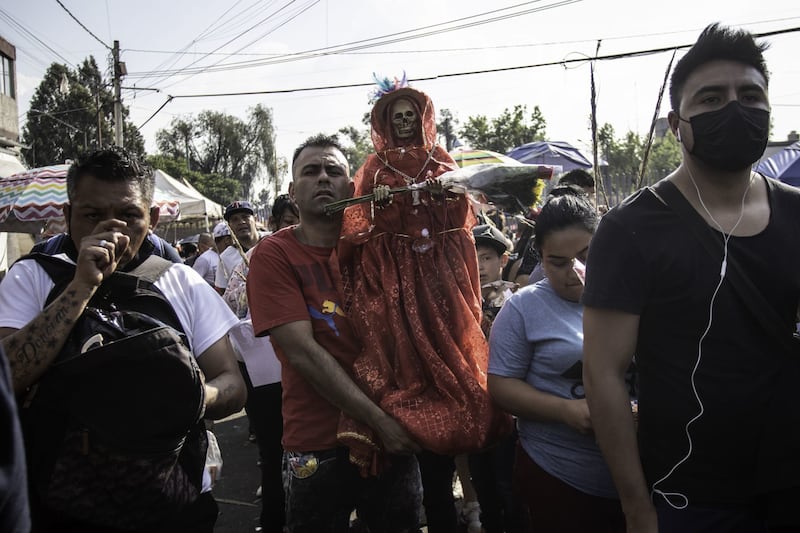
[248,134,422,533]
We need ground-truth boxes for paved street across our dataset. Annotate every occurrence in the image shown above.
[212,410,262,532]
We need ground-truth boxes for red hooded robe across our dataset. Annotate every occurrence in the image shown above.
[336,87,511,474]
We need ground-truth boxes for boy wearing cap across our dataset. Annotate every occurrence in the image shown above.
[474,224,518,336]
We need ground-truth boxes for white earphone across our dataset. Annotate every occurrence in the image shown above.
[651,169,752,510]
[676,129,682,143]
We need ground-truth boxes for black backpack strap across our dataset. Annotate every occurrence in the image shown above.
[27,253,187,338]
[26,254,173,306]
[22,254,78,307]
[128,254,174,285]
[30,233,68,255]
[126,256,186,334]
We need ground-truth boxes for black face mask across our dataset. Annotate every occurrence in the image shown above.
[682,101,770,172]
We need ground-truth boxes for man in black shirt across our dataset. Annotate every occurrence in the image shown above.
[583,24,800,533]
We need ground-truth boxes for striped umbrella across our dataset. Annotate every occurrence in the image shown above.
[450,148,522,168]
[0,165,69,232]
[0,165,182,233]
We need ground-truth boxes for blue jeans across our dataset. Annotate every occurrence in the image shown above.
[285,448,421,533]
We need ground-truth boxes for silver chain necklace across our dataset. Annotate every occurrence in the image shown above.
[376,145,437,186]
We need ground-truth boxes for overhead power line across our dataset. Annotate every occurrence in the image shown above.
[155,0,321,91]
[0,8,75,67]
[135,24,800,130]
[127,0,581,79]
[55,0,111,50]
[123,14,800,58]
[129,0,257,88]
[139,0,315,89]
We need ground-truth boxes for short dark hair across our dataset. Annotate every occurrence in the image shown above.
[291,134,346,167]
[558,169,595,189]
[67,146,154,206]
[669,23,769,112]
[272,193,299,220]
[534,188,598,253]
[548,183,590,200]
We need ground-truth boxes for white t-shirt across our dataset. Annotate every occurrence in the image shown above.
[192,248,218,286]
[0,254,238,359]
[215,246,243,291]
[0,255,240,493]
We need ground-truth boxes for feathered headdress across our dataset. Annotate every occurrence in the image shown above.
[368,72,409,104]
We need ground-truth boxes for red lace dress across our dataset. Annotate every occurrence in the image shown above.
[337,87,511,474]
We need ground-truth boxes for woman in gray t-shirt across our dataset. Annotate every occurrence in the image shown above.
[488,188,629,532]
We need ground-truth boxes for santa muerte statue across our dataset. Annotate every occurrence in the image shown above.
[335,75,512,474]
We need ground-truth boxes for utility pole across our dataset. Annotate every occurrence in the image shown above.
[112,40,126,147]
[95,83,102,146]
[273,132,279,200]
[184,132,192,171]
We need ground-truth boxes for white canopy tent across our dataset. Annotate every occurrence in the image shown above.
[153,170,223,231]
[0,150,27,272]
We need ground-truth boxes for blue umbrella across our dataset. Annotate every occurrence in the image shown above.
[506,141,604,172]
[756,142,800,187]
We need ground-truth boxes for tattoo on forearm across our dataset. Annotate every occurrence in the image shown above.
[205,380,241,418]
[53,302,71,325]
[221,382,237,409]
[7,291,86,383]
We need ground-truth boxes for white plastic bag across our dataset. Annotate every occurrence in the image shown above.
[205,430,223,485]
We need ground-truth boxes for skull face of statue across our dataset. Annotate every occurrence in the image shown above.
[391,98,418,141]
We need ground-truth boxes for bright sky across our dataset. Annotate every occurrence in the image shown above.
[3,0,800,195]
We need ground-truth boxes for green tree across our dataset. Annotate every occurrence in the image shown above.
[21,58,145,167]
[459,105,547,153]
[596,123,683,202]
[257,188,274,213]
[336,126,372,173]
[460,115,491,149]
[598,124,641,178]
[645,133,681,180]
[436,108,459,151]
[599,123,682,183]
[155,105,282,203]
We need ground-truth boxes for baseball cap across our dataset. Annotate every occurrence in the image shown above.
[213,221,231,238]
[224,201,255,221]
[473,224,512,256]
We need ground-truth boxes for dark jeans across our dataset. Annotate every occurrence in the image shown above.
[513,443,624,533]
[655,499,768,533]
[249,382,285,532]
[468,428,520,533]
[285,447,421,533]
[237,362,285,531]
[417,451,458,533]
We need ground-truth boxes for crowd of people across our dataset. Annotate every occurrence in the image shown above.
[0,22,797,533]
